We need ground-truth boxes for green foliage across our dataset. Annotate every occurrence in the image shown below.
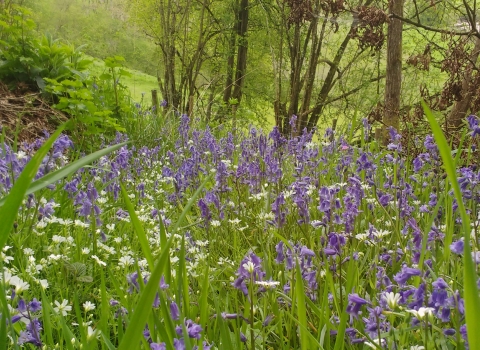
[0,123,65,254]
[424,102,480,349]
[0,5,91,90]
[24,0,158,75]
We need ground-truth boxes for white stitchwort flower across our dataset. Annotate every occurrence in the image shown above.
[118,256,134,268]
[255,280,280,288]
[407,307,435,320]
[384,292,401,310]
[87,326,101,341]
[54,299,72,316]
[92,255,106,267]
[83,301,96,312]
[243,261,255,274]
[13,279,30,294]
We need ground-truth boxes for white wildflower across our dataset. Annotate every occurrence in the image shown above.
[38,279,49,290]
[118,256,134,268]
[384,292,401,310]
[255,280,280,288]
[52,235,66,244]
[364,338,386,349]
[23,248,34,256]
[74,220,90,228]
[407,307,435,320]
[83,301,96,312]
[87,326,101,341]
[92,255,106,267]
[243,261,255,274]
[54,299,72,316]
[229,218,241,225]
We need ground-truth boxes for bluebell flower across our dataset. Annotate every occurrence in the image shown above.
[450,239,464,255]
[150,343,166,350]
[393,266,422,285]
[170,301,180,321]
[346,294,369,319]
[175,319,202,339]
[232,252,265,295]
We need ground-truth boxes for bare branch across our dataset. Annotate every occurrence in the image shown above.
[390,13,480,39]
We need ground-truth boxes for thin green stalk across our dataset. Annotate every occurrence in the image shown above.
[423,101,480,349]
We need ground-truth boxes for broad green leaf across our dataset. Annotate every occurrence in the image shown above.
[0,123,66,252]
[423,102,480,349]
[0,141,128,207]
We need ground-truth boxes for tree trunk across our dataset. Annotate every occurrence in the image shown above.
[382,0,404,144]
[305,22,356,131]
[231,0,249,104]
[223,30,237,105]
[447,37,480,132]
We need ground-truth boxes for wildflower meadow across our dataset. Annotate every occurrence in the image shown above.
[1,109,480,350]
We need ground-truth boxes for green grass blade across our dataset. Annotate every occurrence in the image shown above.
[117,175,210,350]
[0,123,66,252]
[423,101,480,348]
[120,183,154,269]
[0,274,9,350]
[100,333,116,350]
[199,265,210,330]
[178,234,190,318]
[40,290,54,346]
[170,174,212,232]
[100,269,110,344]
[117,232,175,350]
[0,313,6,350]
[295,260,309,350]
[0,141,128,207]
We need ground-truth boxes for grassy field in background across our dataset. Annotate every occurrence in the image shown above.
[88,56,159,104]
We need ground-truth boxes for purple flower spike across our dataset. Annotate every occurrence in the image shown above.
[450,239,464,255]
[346,293,369,319]
[150,343,166,350]
[232,252,266,295]
[170,301,180,321]
[173,338,185,350]
[176,319,203,339]
[393,266,422,285]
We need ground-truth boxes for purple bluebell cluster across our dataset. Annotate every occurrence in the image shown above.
[2,113,480,349]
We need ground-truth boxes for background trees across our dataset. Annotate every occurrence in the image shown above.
[17,0,480,138]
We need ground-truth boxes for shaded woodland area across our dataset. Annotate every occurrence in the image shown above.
[5,0,480,143]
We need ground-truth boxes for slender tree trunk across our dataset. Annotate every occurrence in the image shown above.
[305,22,357,131]
[231,0,249,104]
[382,0,404,144]
[223,29,237,105]
[287,23,302,133]
[447,37,480,131]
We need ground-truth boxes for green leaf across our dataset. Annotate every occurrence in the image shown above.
[295,260,309,350]
[120,183,154,269]
[117,175,211,350]
[0,141,128,207]
[0,123,66,252]
[117,231,175,350]
[423,101,480,349]
[77,275,93,283]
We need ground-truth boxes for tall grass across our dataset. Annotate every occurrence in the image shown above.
[1,110,479,349]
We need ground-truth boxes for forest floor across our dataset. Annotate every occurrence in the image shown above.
[0,82,66,144]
